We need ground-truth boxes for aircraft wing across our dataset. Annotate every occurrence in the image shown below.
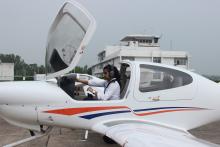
[93,123,220,147]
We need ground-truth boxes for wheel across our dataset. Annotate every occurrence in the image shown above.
[29,130,35,136]
[103,135,116,144]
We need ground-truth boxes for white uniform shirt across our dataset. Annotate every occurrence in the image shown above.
[88,78,120,100]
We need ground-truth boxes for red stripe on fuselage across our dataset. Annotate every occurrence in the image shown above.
[45,106,128,116]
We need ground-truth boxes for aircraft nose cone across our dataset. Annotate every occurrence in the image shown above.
[0,81,35,105]
[0,81,41,105]
[0,80,70,105]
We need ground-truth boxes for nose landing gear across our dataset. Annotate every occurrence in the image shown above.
[3,126,52,147]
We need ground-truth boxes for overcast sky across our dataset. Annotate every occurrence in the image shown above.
[0,0,219,75]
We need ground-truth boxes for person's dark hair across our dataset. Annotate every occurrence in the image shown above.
[103,64,121,87]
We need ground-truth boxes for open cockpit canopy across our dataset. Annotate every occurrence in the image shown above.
[46,1,96,79]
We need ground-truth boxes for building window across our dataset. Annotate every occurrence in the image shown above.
[154,38,159,44]
[153,57,161,63]
[99,64,103,69]
[174,58,187,65]
[143,40,152,44]
[139,64,193,92]
[98,52,106,62]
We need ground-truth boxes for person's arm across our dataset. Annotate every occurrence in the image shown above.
[87,78,106,87]
[76,78,88,85]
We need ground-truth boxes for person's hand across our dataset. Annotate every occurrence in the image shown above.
[87,87,97,95]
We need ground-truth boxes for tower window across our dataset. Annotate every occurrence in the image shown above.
[153,57,161,63]
[174,58,187,65]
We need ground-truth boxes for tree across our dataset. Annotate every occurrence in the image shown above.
[71,65,91,74]
[0,54,46,81]
[0,54,92,80]
[87,67,92,75]
[38,65,46,74]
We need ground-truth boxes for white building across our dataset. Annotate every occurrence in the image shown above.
[0,60,14,81]
[91,35,190,77]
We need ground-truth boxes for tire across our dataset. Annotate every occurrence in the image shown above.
[103,135,116,144]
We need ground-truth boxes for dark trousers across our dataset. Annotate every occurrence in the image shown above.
[83,94,98,101]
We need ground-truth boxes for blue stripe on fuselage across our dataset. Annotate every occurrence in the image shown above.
[80,110,130,120]
[80,107,200,120]
[133,107,196,112]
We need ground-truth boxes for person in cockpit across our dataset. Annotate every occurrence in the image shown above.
[76,64,121,100]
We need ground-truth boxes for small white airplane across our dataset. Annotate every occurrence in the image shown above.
[1,1,220,147]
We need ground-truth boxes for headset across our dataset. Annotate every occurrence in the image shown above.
[109,65,115,78]
[104,65,116,94]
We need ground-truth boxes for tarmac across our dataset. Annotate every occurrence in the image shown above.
[0,118,220,147]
